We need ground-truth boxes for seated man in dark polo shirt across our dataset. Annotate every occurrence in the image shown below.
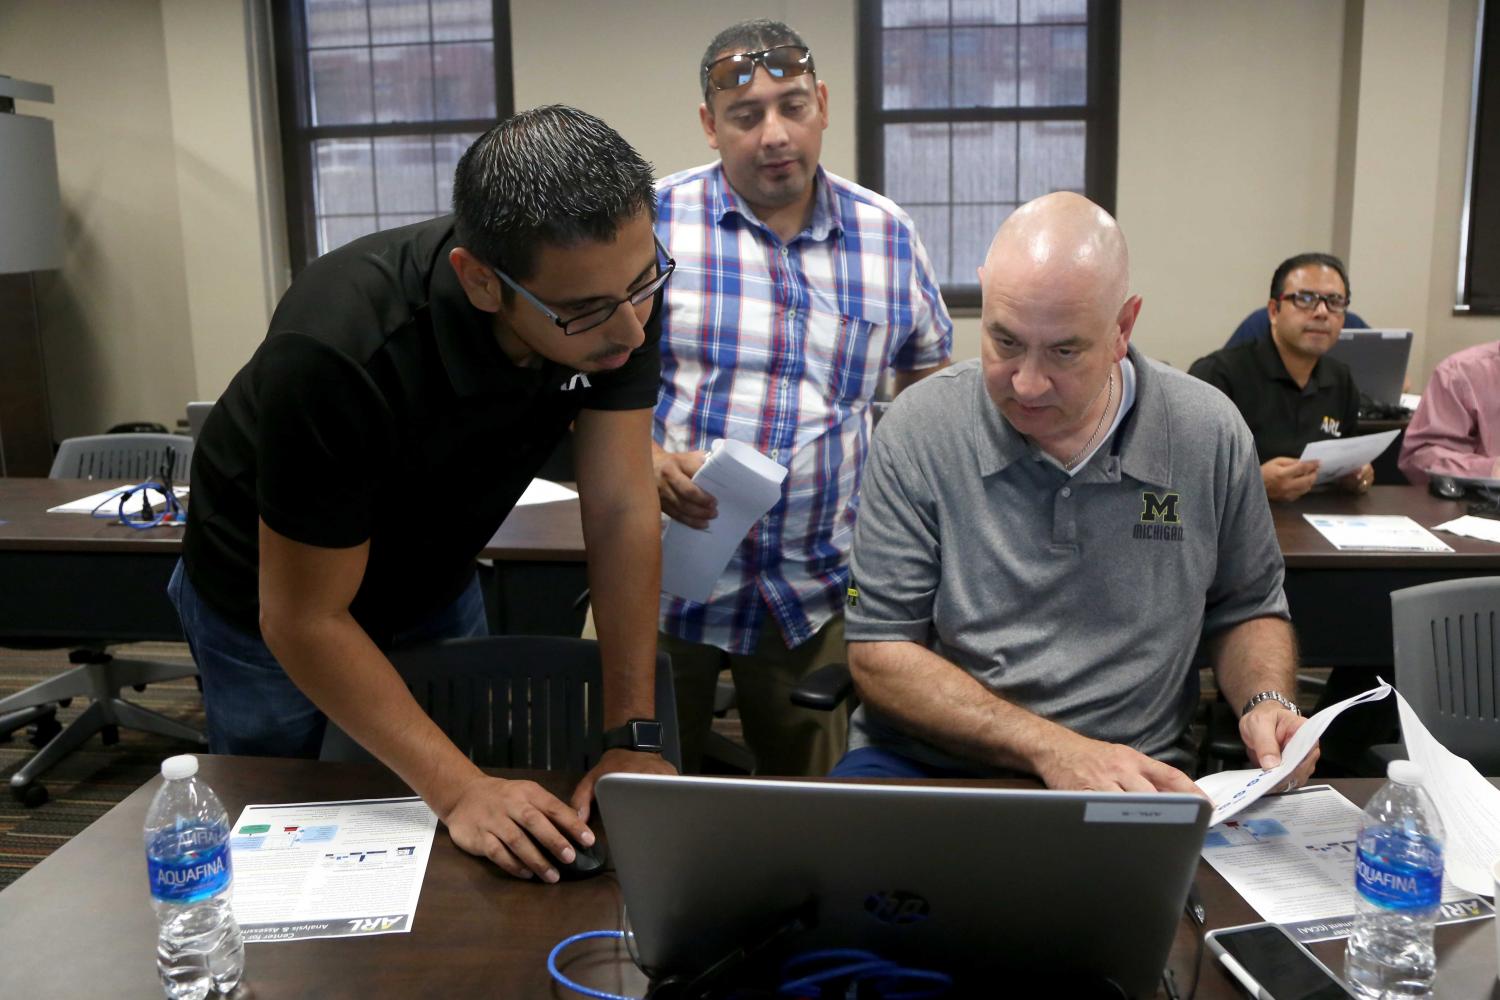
[1189,253,1373,502]
[170,106,674,882]
[831,193,1317,794]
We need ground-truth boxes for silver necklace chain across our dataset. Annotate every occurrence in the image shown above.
[1063,370,1115,470]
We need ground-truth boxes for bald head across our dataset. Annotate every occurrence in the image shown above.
[982,192,1130,313]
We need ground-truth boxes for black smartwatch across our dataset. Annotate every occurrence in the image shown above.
[602,718,665,754]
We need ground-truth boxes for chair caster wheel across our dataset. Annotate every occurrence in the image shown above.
[29,715,62,747]
[57,698,73,708]
[101,725,120,746]
[12,783,48,808]
[133,684,147,692]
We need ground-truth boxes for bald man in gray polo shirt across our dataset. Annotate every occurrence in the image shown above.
[832,192,1318,794]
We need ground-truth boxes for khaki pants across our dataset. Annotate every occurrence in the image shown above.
[660,615,849,777]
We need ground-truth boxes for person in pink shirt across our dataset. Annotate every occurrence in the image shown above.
[1398,341,1500,484]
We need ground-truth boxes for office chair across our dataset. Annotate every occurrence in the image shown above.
[50,432,193,482]
[0,432,203,807]
[1367,577,1500,772]
[1225,307,1370,349]
[319,635,683,773]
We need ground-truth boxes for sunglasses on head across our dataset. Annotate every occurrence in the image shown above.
[703,45,815,93]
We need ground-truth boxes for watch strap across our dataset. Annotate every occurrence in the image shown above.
[1241,690,1301,717]
[601,718,664,754]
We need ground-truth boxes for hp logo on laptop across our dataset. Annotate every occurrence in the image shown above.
[864,890,930,926]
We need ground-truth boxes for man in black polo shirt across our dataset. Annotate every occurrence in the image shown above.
[170,106,673,882]
[1189,252,1373,502]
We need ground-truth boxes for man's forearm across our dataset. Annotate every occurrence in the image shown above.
[891,360,949,395]
[848,639,1075,773]
[581,498,662,729]
[1210,615,1299,715]
[263,613,484,815]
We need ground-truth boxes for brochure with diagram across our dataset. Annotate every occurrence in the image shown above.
[227,796,437,942]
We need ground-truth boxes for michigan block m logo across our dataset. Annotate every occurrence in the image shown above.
[1140,491,1181,524]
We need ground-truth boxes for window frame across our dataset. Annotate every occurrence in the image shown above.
[856,0,1121,309]
[271,0,515,273]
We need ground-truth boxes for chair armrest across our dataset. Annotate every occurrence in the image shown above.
[790,662,853,711]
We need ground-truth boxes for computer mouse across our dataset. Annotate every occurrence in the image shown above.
[1428,475,1465,501]
[518,828,608,881]
[554,837,607,881]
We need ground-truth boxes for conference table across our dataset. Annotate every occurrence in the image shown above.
[4,479,1498,661]
[0,756,1495,998]
[1276,486,1500,667]
[0,478,587,643]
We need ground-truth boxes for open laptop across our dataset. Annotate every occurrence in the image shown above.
[596,774,1210,997]
[1327,329,1413,409]
[185,401,215,440]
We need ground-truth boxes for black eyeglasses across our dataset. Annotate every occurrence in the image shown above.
[1278,290,1350,314]
[492,236,675,336]
[703,45,815,93]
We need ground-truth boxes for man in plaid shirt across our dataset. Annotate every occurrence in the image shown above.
[653,19,952,776]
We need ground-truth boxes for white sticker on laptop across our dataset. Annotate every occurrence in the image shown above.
[1083,802,1201,824]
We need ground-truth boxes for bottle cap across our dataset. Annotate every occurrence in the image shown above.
[1388,759,1424,786]
[161,754,199,780]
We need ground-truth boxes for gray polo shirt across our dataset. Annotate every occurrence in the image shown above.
[845,347,1288,772]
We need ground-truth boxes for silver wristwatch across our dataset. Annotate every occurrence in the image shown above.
[1241,690,1301,717]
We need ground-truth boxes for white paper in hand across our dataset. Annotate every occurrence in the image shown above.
[1299,429,1399,485]
[661,440,788,603]
[1197,679,1393,827]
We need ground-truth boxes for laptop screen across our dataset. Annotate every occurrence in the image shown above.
[1326,329,1412,408]
[597,774,1209,997]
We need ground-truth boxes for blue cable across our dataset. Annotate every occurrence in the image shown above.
[779,948,952,999]
[89,481,184,530]
[548,929,642,1000]
[549,935,951,1000]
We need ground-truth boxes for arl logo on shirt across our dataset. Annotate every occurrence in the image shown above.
[559,373,592,392]
[1133,490,1184,542]
[1320,415,1343,437]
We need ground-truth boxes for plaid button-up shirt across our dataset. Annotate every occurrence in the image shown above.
[655,163,952,653]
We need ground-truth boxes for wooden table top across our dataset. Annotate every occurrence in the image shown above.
[1274,485,1500,568]
[1,759,1495,999]
[0,478,586,562]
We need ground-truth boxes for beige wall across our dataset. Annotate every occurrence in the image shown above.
[1426,0,1500,379]
[1115,0,1346,371]
[509,0,857,179]
[5,0,1498,439]
[0,0,196,439]
[161,0,281,402]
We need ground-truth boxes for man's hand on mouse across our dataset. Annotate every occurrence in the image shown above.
[442,775,596,883]
[572,747,678,824]
[1032,730,1207,798]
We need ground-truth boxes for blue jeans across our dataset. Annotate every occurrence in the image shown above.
[168,560,488,758]
[829,746,985,779]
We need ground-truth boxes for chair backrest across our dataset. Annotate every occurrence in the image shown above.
[319,636,682,772]
[1391,577,1500,769]
[49,433,194,485]
[1225,306,1370,349]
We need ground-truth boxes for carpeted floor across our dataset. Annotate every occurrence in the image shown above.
[0,642,204,890]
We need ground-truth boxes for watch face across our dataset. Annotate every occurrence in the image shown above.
[631,720,665,750]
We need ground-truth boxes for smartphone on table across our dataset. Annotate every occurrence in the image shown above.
[1204,921,1353,999]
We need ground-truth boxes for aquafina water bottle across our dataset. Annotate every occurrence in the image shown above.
[1344,759,1445,998]
[144,754,245,999]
